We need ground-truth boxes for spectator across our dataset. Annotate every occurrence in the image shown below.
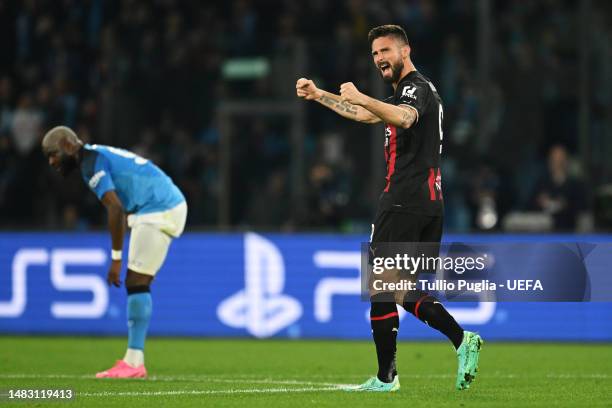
[532,145,587,231]
[11,93,43,155]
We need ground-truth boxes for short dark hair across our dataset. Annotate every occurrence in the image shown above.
[367,25,409,46]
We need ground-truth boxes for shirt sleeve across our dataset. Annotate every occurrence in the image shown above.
[396,81,430,122]
[83,154,115,200]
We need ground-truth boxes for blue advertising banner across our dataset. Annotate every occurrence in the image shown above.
[1,232,611,341]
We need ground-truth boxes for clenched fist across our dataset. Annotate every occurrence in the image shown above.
[296,78,322,100]
[339,82,367,106]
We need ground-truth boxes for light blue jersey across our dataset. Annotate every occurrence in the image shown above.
[80,144,185,214]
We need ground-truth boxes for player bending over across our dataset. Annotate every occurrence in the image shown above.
[296,25,482,392]
[42,126,187,379]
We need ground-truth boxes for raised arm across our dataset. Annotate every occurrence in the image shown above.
[339,82,417,129]
[296,78,381,124]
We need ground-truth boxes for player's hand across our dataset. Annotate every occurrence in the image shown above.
[296,78,322,100]
[107,260,122,287]
[340,82,367,106]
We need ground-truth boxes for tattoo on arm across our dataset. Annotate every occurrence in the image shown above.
[318,95,358,115]
[399,107,416,128]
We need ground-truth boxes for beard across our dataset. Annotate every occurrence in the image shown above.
[381,59,405,84]
[57,154,79,177]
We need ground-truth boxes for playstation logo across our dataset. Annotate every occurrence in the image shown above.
[217,233,302,338]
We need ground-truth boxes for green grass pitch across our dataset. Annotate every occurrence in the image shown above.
[0,336,611,407]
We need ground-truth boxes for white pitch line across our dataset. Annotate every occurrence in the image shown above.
[191,378,349,387]
[546,373,611,379]
[78,387,341,397]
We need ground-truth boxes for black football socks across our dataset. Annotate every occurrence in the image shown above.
[370,295,399,382]
[403,291,464,350]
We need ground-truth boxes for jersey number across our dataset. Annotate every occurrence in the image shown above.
[438,104,444,155]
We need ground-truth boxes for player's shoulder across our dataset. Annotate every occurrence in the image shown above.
[397,71,437,95]
[86,143,115,155]
[87,144,138,165]
[83,143,110,159]
[81,144,115,178]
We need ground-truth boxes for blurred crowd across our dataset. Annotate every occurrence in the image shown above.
[0,0,610,232]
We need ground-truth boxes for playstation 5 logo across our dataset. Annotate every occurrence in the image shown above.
[217,233,302,338]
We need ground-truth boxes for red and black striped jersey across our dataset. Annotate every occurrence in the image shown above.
[379,70,444,216]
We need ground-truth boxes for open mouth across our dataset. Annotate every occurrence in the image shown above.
[379,62,391,75]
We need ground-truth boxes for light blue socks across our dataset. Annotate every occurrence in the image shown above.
[127,292,152,350]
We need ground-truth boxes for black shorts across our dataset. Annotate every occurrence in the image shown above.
[369,210,443,280]
[371,210,443,243]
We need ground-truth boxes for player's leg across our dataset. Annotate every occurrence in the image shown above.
[348,291,400,392]
[96,223,172,379]
[347,211,417,392]
[123,224,172,367]
[403,290,481,390]
[400,216,483,390]
[401,215,463,347]
[370,212,402,382]
[123,270,154,370]
[402,289,463,348]
[370,293,400,376]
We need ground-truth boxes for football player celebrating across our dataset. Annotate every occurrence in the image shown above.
[297,25,483,391]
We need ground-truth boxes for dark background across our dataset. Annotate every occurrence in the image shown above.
[0,0,610,233]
